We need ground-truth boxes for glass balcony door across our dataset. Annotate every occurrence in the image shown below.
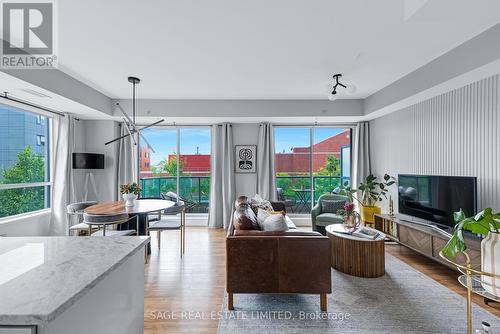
[274,126,352,214]
[179,128,211,213]
[139,127,211,213]
[275,127,312,213]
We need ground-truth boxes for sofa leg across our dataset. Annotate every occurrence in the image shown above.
[228,293,234,310]
[320,293,327,311]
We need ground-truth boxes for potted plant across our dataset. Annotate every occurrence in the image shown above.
[120,182,141,207]
[442,208,500,297]
[337,202,360,229]
[339,174,395,224]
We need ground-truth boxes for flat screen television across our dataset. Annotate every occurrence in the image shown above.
[72,153,105,169]
[398,174,477,228]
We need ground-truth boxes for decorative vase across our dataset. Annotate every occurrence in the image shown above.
[481,231,500,297]
[122,193,137,207]
[343,215,360,229]
[360,205,381,224]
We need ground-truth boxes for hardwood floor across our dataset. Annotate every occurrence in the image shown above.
[386,243,500,317]
[144,227,499,334]
[144,227,226,334]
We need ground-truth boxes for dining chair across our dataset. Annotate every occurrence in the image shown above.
[83,213,138,236]
[67,201,98,236]
[148,200,186,257]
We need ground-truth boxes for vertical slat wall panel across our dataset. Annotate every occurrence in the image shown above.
[370,74,500,212]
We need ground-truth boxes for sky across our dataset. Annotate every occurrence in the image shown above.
[141,128,211,165]
[142,127,347,165]
[274,127,345,153]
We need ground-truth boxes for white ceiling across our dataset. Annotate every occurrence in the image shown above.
[56,0,500,100]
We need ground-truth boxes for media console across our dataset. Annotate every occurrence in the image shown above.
[373,213,481,269]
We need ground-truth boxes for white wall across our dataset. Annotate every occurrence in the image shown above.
[76,120,119,202]
[370,74,500,213]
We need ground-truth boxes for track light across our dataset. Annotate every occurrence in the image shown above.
[330,74,347,95]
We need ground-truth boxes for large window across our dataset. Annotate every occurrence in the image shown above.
[139,127,211,213]
[274,127,351,214]
[0,104,51,218]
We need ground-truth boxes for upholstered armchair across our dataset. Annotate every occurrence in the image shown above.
[311,194,348,235]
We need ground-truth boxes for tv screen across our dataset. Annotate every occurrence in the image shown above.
[398,174,477,228]
[72,153,104,169]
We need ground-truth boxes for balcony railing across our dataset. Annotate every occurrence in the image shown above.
[141,176,210,213]
[141,175,349,215]
[276,175,350,214]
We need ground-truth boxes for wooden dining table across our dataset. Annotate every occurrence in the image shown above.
[85,199,176,254]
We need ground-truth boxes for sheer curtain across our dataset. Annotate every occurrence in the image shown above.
[208,123,235,229]
[49,115,75,235]
[116,122,138,199]
[352,121,371,187]
[256,123,276,201]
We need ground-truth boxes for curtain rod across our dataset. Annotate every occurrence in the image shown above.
[1,92,66,117]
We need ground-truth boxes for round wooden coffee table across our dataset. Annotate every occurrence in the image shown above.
[326,224,386,278]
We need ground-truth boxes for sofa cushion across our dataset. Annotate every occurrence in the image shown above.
[315,213,344,226]
[320,199,346,214]
[284,215,297,229]
[233,229,322,237]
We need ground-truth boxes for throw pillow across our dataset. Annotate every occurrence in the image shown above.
[233,200,259,230]
[321,199,346,214]
[251,194,274,212]
[260,213,288,232]
[257,208,287,230]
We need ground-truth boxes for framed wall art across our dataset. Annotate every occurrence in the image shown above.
[235,145,256,173]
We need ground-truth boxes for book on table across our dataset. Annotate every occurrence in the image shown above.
[352,227,380,240]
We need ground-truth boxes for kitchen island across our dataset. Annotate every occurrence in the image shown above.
[0,236,149,334]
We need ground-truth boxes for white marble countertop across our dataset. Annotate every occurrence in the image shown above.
[0,236,150,326]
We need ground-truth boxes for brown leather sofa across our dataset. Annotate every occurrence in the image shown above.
[226,196,332,311]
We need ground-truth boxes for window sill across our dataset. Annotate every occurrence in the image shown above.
[0,209,51,226]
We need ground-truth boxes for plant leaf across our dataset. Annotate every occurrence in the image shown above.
[453,209,466,224]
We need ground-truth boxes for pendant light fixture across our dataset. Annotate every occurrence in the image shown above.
[105,76,164,152]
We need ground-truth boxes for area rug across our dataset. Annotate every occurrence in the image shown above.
[217,253,500,333]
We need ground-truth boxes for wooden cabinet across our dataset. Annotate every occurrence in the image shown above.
[399,225,433,257]
[374,214,481,269]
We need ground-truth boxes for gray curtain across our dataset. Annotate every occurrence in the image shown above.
[116,122,138,199]
[353,121,371,187]
[256,123,276,201]
[208,123,235,229]
[49,115,74,235]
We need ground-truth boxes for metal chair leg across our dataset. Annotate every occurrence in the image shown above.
[157,230,161,249]
[182,209,186,255]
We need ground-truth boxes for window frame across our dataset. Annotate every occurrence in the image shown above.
[0,103,53,220]
[273,124,354,213]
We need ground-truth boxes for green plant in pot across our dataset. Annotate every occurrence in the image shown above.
[339,174,395,224]
[442,208,500,297]
[120,182,141,207]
